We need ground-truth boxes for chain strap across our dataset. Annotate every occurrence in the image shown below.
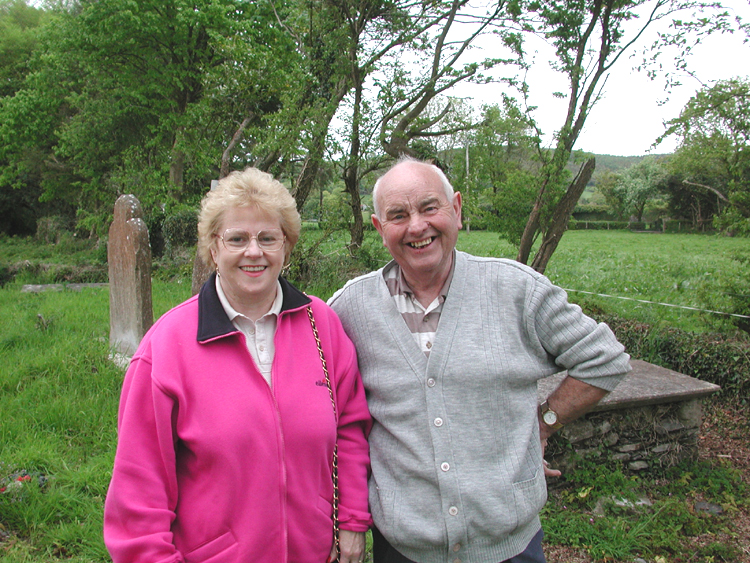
[307,305,340,561]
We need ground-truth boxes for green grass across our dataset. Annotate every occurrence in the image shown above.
[1,230,748,562]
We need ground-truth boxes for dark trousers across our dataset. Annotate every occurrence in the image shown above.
[372,526,546,563]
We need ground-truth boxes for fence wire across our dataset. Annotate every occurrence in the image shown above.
[563,288,750,319]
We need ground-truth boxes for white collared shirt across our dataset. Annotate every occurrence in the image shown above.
[215,276,283,387]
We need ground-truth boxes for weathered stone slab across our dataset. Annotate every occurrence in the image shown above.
[21,283,109,293]
[108,195,153,357]
[538,359,721,409]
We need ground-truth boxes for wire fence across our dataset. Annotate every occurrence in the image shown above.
[563,288,750,319]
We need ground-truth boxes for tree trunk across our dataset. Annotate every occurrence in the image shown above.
[516,198,543,265]
[346,183,364,249]
[530,157,596,274]
[344,72,364,250]
[293,136,325,213]
[221,115,253,179]
[170,151,185,192]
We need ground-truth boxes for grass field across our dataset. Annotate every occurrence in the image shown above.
[1,230,748,562]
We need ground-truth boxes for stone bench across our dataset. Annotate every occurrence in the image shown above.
[539,360,721,473]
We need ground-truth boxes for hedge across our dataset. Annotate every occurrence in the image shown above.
[587,309,750,400]
[568,220,630,230]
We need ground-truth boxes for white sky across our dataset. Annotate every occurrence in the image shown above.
[450,0,750,157]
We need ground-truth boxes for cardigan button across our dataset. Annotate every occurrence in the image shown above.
[434,418,443,427]
[427,378,436,387]
[448,506,458,516]
[441,462,450,472]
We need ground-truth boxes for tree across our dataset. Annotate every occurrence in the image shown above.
[316,0,510,248]
[448,99,539,242]
[509,0,735,272]
[0,0,293,234]
[0,0,50,234]
[614,156,668,221]
[0,0,47,98]
[660,78,750,234]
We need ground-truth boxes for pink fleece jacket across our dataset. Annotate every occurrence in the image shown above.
[104,276,372,563]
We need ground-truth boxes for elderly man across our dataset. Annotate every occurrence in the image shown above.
[329,157,630,563]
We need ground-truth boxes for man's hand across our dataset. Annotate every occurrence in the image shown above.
[539,376,609,478]
[328,530,366,563]
[541,438,562,478]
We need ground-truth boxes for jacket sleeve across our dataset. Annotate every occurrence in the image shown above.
[314,300,373,532]
[103,344,184,563]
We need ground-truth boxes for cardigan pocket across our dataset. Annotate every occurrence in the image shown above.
[184,529,239,563]
[512,467,547,526]
[369,485,396,537]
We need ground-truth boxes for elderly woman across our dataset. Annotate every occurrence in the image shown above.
[104,168,372,563]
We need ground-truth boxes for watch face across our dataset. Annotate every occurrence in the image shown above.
[543,410,558,425]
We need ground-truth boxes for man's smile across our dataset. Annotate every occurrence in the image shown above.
[408,237,434,249]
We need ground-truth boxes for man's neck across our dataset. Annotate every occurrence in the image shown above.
[402,261,453,308]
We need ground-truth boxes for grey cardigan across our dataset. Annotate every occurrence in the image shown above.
[329,251,630,563]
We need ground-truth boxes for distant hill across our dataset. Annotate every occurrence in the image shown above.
[574,152,671,177]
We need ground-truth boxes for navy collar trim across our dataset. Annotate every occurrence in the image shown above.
[196,272,311,342]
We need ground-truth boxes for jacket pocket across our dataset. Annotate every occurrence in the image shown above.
[317,493,333,519]
[184,530,239,563]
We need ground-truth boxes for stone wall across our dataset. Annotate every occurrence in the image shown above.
[546,399,703,474]
[538,360,719,475]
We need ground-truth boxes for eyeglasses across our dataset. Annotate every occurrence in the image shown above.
[217,228,286,252]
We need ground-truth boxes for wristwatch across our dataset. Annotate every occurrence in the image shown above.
[540,400,564,430]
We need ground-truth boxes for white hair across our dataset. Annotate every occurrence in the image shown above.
[372,156,454,218]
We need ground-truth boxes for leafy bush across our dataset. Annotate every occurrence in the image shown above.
[588,309,750,399]
[162,209,198,256]
[287,230,391,300]
[35,216,73,244]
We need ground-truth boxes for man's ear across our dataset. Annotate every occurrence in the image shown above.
[372,214,386,244]
[453,192,463,230]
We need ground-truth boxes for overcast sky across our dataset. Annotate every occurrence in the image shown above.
[452,0,750,157]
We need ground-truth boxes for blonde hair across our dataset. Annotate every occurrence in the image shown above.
[197,167,301,268]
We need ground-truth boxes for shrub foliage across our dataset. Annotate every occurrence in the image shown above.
[589,309,750,399]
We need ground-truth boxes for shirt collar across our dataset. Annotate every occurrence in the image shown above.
[215,275,283,322]
[384,250,456,302]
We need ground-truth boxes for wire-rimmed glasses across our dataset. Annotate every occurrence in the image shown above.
[217,228,286,252]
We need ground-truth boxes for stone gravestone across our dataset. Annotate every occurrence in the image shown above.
[108,194,153,357]
[191,179,220,295]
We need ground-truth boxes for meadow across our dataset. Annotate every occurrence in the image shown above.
[0,229,748,562]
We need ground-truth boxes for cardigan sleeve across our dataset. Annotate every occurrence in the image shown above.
[527,273,630,391]
[104,345,184,563]
[312,299,373,532]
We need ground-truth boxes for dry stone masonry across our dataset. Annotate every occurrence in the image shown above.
[539,360,720,474]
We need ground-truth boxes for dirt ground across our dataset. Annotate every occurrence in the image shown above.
[545,401,750,563]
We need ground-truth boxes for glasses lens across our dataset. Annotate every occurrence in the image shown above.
[257,230,284,251]
[223,229,250,250]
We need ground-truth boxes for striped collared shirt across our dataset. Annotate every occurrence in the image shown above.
[383,259,454,357]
